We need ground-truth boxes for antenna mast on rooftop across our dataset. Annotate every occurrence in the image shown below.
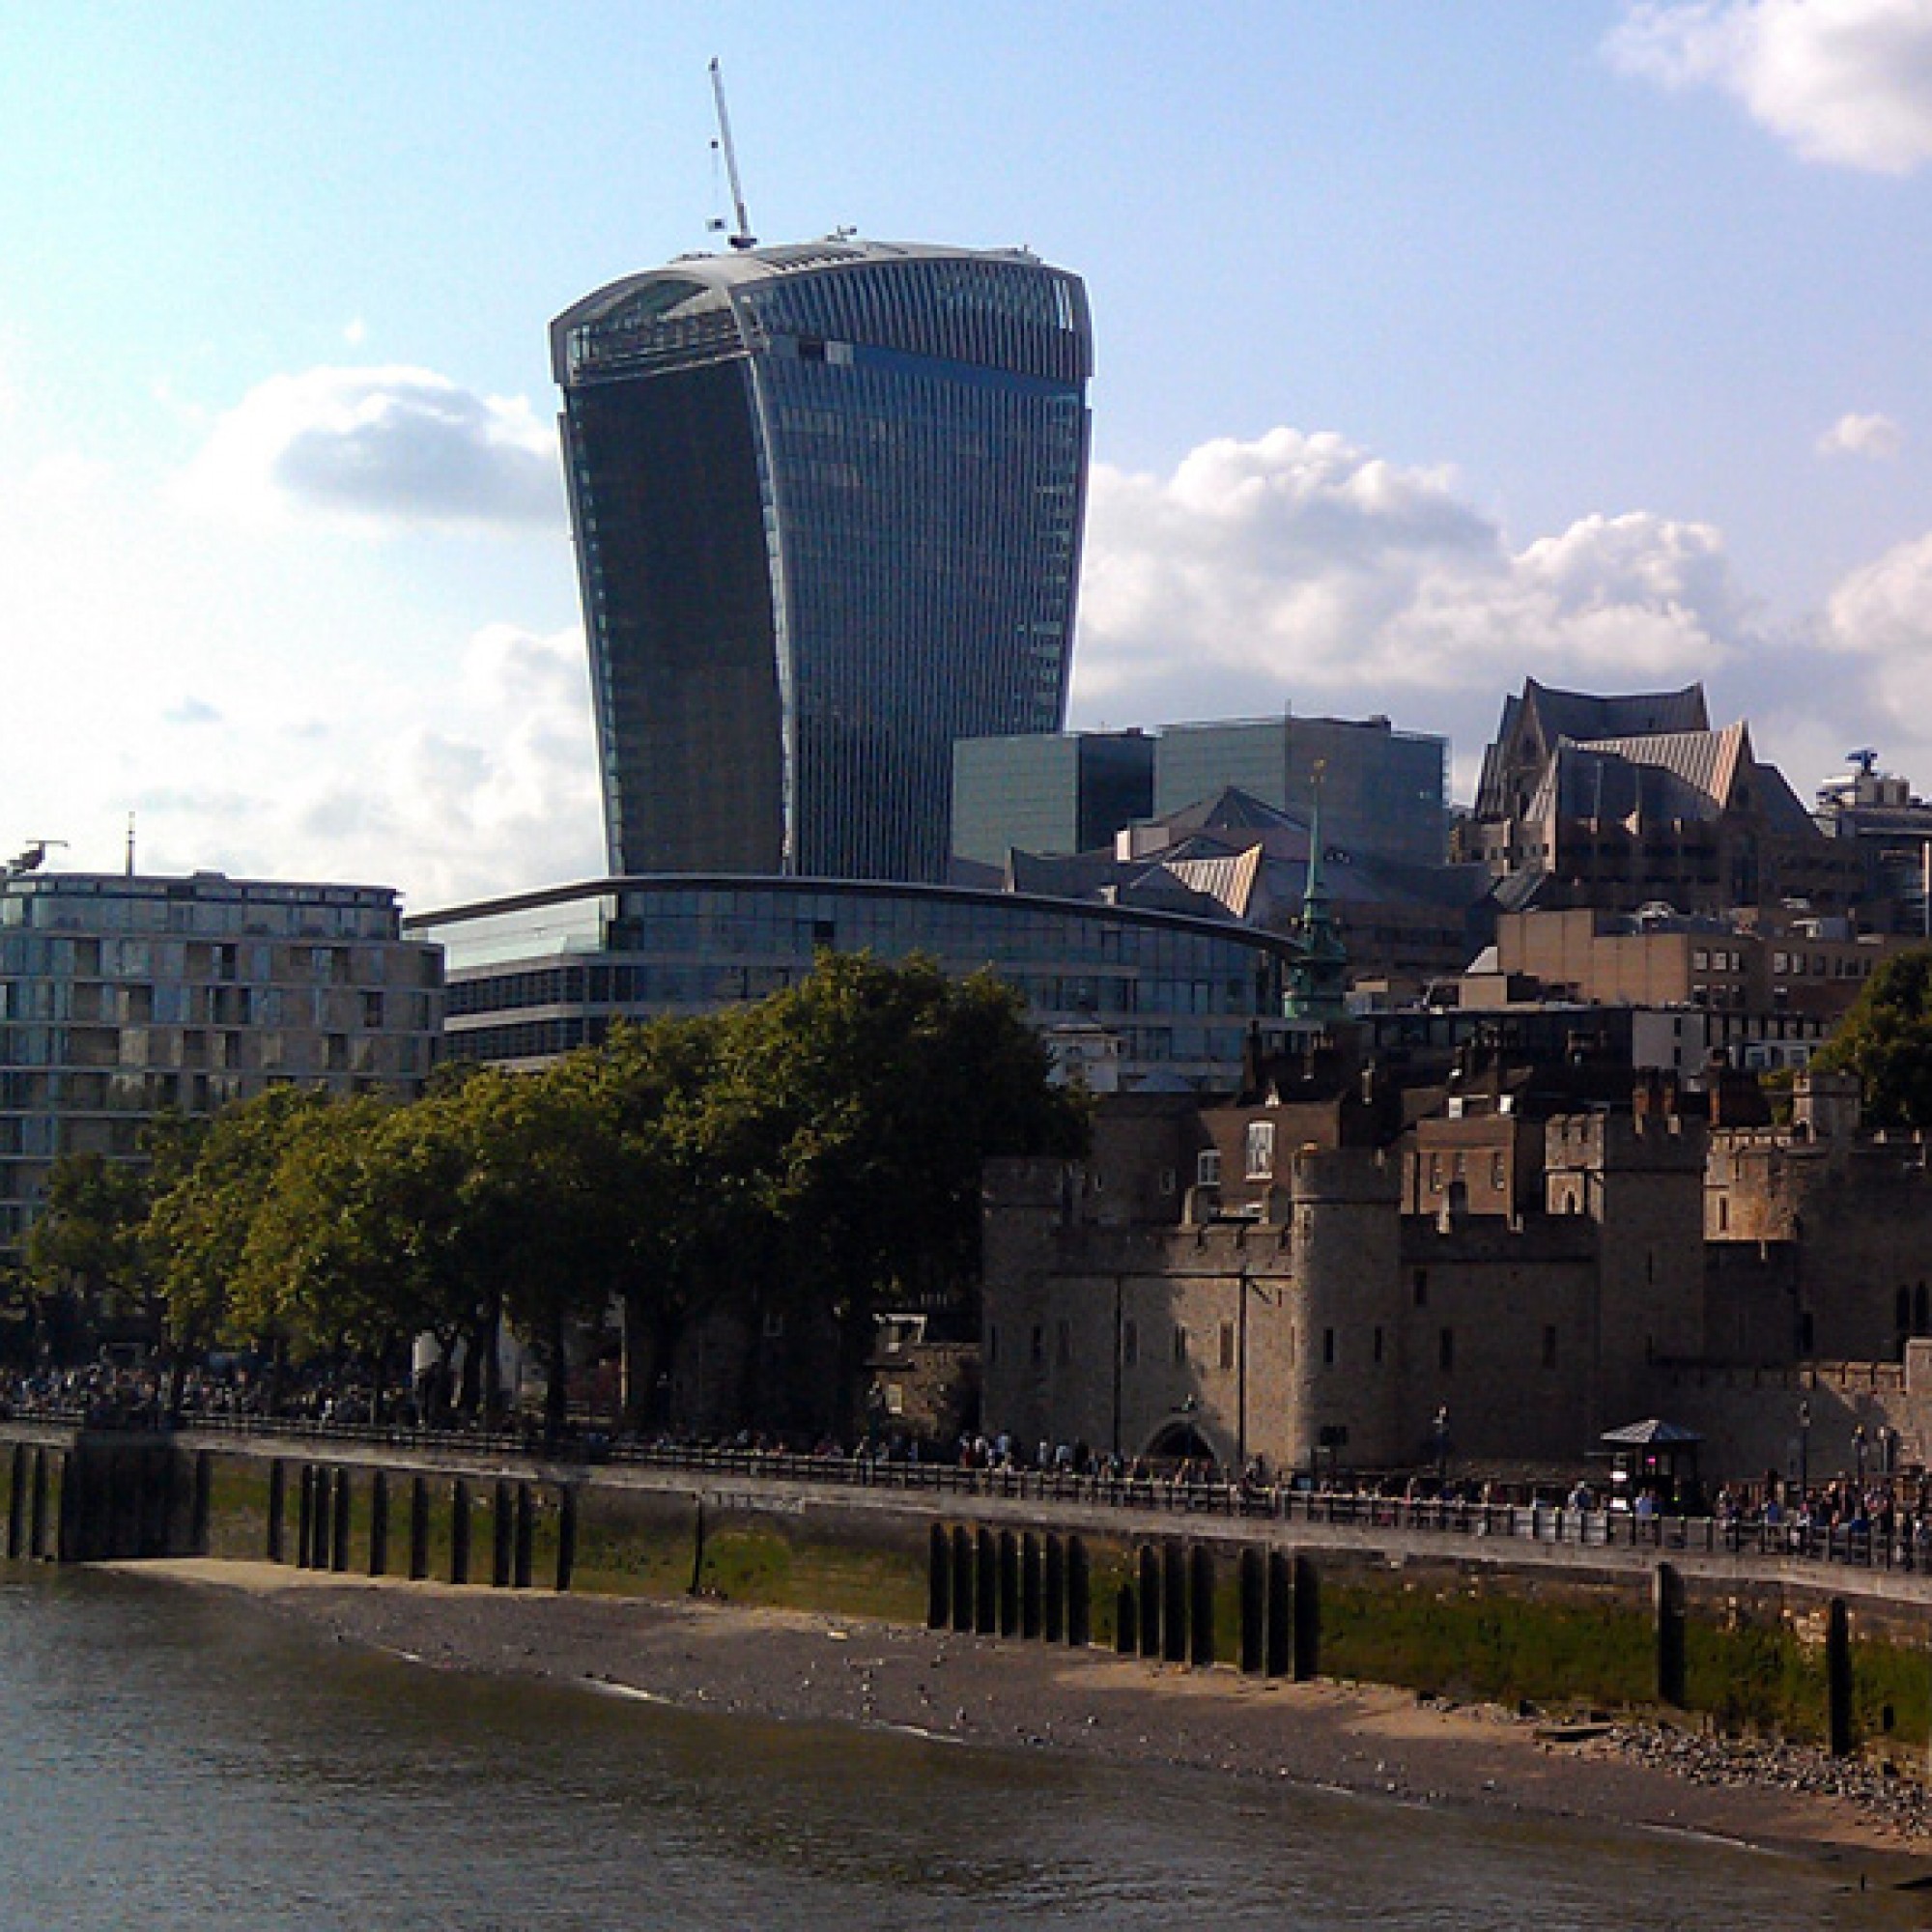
[708,58,757,252]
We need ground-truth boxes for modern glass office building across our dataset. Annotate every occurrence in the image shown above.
[1154,715,1449,867]
[952,729,1156,868]
[553,239,1092,885]
[0,872,442,1253]
[410,876,1296,1093]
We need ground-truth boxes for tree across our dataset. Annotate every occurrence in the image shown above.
[708,953,1089,1430]
[1815,947,1932,1131]
[145,1086,330,1385]
[24,1151,156,1361]
[423,1065,626,1434]
[228,1094,451,1418]
[548,1015,728,1430]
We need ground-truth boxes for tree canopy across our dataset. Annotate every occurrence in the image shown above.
[34,952,1090,1435]
[1816,947,1932,1132]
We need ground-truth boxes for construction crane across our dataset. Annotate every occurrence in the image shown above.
[707,57,757,252]
[6,838,65,878]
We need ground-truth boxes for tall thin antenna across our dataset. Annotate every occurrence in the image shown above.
[708,58,757,251]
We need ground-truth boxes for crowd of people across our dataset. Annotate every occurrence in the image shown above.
[6,1357,1930,1568]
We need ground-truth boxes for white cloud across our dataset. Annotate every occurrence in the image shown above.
[126,624,604,907]
[1817,410,1904,459]
[1072,428,1750,763]
[343,317,367,347]
[182,364,564,533]
[1824,527,1932,662]
[1606,1,1932,173]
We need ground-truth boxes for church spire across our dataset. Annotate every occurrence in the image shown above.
[1284,759,1349,1023]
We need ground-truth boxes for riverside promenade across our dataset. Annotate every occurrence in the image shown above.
[7,1408,1932,1768]
[5,1402,1930,1589]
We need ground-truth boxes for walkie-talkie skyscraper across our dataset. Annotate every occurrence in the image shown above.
[552,239,1092,883]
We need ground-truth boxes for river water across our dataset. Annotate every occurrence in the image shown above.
[0,1564,1918,1930]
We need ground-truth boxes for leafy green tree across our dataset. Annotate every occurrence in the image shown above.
[1816,947,1932,1131]
[548,1016,728,1430]
[709,952,1089,1429]
[24,1150,156,1360]
[409,1065,627,1433]
[145,1086,330,1384]
[229,1094,449,1418]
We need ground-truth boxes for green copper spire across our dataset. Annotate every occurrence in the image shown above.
[1284,758,1350,1022]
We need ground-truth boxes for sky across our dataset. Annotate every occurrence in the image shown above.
[7,1,1932,907]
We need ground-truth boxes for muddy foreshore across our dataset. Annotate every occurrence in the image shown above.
[109,1559,1932,1893]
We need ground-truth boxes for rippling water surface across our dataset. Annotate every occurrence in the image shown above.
[0,1564,1918,1930]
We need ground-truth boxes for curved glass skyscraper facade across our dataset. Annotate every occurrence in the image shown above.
[553,240,1092,884]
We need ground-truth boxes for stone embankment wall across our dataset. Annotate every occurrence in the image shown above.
[5,1427,1929,1765]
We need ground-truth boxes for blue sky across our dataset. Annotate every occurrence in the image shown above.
[5,1,1932,902]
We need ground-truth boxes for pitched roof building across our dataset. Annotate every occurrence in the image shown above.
[1463,679,1861,916]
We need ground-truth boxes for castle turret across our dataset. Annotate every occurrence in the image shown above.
[1284,1145,1403,1467]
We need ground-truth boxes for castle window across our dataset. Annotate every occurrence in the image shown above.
[1717,1196,1728,1233]
[1122,1320,1139,1366]
[1219,1322,1236,1371]
[1373,1325,1384,1365]
[1438,1328,1455,1373]
[1428,1152,1442,1191]
[1412,1268,1429,1308]
[1245,1120,1276,1180]
[1196,1149,1221,1189]
[1322,1327,1337,1367]
[1173,1325,1188,1365]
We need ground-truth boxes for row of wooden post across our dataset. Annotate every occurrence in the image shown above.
[927,1521,1094,1647]
[4,1443,54,1560]
[928,1525,1321,1680]
[270,1463,575,1594]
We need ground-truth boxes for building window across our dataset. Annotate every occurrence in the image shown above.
[1196,1149,1221,1189]
[1219,1321,1235,1371]
[1438,1328,1455,1373]
[1427,1151,1442,1191]
[883,1383,904,1416]
[1244,1120,1275,1180]
[1031,1324,1044,1365]
[1122,1320,1138,1366]
[1056,1319,1071,1366]
[1322,1327,1337,1367]
[1158,1167,1177,1196]
[1173,1324,1189,1365]
[1412,1268,1429,1309]
[1490,1151,1506,1192]
[1373,1325,1384,1365]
